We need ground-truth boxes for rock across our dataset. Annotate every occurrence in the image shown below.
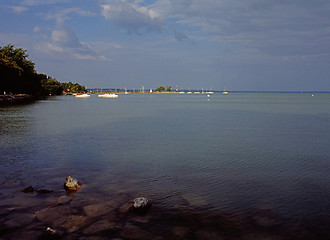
[21,186,53,194]
[70,197,95,208]
[35,205,76,224]
[37,189,53,194]
[21,186,35,193]
[120,223,156,239]
[83,201,117,218]
[46,227,57,235]
[60,215,87,233]
[40,226,61,240]
[83,219,122,235]
[64,176,82,191]
[129,197,151,214]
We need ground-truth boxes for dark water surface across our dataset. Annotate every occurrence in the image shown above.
[1,93,330,239]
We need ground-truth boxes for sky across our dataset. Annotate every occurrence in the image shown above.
[1,0,330,91]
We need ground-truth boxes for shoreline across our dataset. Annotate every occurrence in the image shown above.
[0,94,37,106]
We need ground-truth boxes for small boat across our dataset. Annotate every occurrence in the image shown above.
[75,93,90,98]
[223,91,228,95]
[98,93,118,98]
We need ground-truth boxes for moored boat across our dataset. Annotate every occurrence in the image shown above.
[98,93,118,98]
[75,93,90,98]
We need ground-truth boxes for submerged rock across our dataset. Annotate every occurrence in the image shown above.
[83,201,117,218]
[37,189,53,194]
[82,219,122,235]
[129,197,151,214]
[64,176,82,191]
[21,186,53,194]
[21,186,35,193]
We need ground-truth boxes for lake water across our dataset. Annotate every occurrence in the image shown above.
[1,93,330,239]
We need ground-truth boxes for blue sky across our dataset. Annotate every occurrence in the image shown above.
[1,0,330,91]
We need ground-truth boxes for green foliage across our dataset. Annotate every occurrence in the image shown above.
[0,44,39,94]
[61,81,86,93]
[155,85,172,92]
[156,86,165,92]
[41,77,63,95]
[0,44,86,96]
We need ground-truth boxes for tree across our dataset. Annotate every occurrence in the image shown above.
[0,44,86,96]
[61,81,86,93]
[166,86,172,92]
[41,77,63,95]
[156,86,165,92]
[0,44,39,94]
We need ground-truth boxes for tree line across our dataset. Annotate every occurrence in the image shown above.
[155,86,172,92]
[0,44,86,96]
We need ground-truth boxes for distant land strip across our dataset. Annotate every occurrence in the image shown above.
[87,88,330,94]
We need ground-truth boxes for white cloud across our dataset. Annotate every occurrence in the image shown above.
[19,0,68,6]
[100,0,164,33]
[8,5,28,14]
[33,25,41,33]
[145,0,330,58]
[73,53,107,61]
[44,7,96,26]
[51,25,80,48]
[35,24,108,61]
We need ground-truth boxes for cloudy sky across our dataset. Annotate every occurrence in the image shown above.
[1,0,330,91]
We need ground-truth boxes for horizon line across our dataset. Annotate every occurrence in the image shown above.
[86,88,330,93]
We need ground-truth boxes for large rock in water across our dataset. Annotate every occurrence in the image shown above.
[129,197,151,214]
[64,176,82,191]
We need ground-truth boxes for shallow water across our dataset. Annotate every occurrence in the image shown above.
[1,93,330,239]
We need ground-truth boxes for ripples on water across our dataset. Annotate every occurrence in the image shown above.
[1,93,330,239]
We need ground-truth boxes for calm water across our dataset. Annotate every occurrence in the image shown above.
[1,93,330,239]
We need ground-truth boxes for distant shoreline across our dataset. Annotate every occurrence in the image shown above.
[87,89,330,94]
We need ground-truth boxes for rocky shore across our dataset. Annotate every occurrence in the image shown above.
[0,94,37,106]
[1,175,324,240]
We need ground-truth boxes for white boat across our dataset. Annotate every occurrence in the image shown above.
[98,93,118,98]
[206,88,214,94]
[75,93,90,98]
